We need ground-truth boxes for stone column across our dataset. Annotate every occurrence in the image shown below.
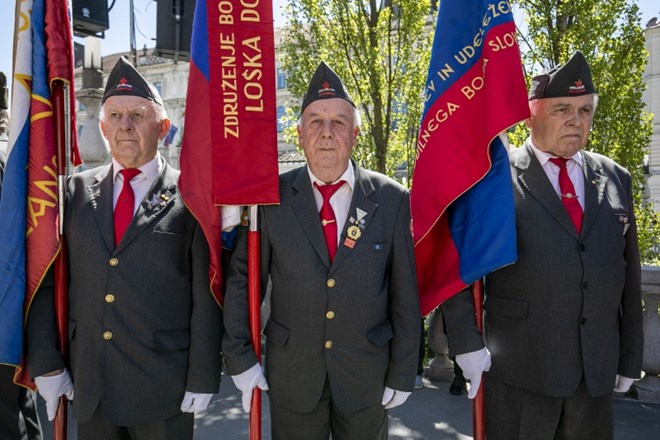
[77,37,109,170]
[637,266,660,403]
[425,308,454,380]
[76,68,109,170]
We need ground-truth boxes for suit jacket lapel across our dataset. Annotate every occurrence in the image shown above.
[332,165,378,273]
[116,163,178,252]
[515,143,580,239]
[290,167,333,266]
[580,151,608,237]
[87,165,115,253]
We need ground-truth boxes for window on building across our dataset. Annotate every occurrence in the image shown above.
[153,81,163,97]
[276,68,287,89]
[277,106,286,132]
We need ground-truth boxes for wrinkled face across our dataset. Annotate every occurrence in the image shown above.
[100,95,170,168]
[298,98,358,183]
[526,94,595,158]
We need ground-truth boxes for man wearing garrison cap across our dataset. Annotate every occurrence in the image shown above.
[442,51,643,439]
[223,61,420,439]
[26,57,227,439]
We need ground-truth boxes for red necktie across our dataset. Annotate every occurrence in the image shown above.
[549,158,583,234]
[314,180,346,262]
[114,168,141,246]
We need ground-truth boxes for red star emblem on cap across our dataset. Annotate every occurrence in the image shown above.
[322,80,330,90]
[574,79,583,88]
[119,76,129,85]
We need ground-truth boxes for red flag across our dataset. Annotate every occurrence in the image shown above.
[7,0,79,388]
[45,0,81,167]
[411,0,529,315]
[26,0,80,314]
[179,1,280,304]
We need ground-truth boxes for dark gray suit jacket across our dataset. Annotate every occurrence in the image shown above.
[444,142,643,398]
[223,164,420,413]
[26,162,223,425]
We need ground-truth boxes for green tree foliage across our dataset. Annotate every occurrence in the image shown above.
[279,0,433,181]
[510,0,660,263]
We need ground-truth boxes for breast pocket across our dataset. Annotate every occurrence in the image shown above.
[610,211,630,236]
[151,230,186,242]
[366,242,387,252]
[604,184,630,235]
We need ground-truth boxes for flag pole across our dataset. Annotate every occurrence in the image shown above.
[248,205,262,440]
[471,280,485,440]
[51,79,70,440]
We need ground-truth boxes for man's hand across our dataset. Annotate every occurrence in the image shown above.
[455,347,491,399]
[34,370,74,421]
[230,363,269,413]
[381,387,411,410]
[613,375,635,393]
[180,392,214,413]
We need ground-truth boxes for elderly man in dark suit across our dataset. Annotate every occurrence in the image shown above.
[442,51,643,440]
[26,58,224,440]
[222,61,421,440]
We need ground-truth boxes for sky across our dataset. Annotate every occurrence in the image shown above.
[0,0,659,95]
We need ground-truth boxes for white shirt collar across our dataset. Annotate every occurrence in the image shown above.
[112,153,163,184]
[529,141,584,167]
[307,162,356,191]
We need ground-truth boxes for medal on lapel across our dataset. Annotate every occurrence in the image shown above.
[616,213,629,235]
[343,207,367,249]
[347,225,361,240]
[147,187,176,211]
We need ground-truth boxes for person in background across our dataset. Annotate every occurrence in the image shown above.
[222,61,421,440]
[442,51,643,439]
[25,58,226,440]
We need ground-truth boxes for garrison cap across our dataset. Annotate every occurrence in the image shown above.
[300,61,355,114]
[528,51,596,100]
[103,57,163,106]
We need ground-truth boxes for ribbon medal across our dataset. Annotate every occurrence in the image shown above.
[343,207,367,248]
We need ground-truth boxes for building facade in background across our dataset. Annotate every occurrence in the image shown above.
[643,18,660,208]
[75,28,304,172]
[75,21,660,185]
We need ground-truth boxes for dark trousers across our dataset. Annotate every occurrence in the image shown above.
[485,376,613,440]
[77,404,194,440]
[269,377,388,440]
[0,365,42,440]
[417,318,426,375]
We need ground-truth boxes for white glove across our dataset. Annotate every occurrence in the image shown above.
[381,387,411,410]
[34,370,74,421]
[455,347,491,399]
[613,375,635,393]
[230,363,269,413]
[221,205,242,231]
[180,391,214,413]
